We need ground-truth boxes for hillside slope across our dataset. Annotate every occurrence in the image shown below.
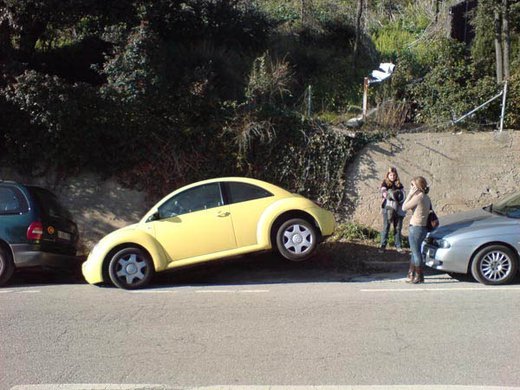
[3,131,519,253]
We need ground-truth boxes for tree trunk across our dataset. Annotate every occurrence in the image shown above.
[0,19,13,62]
[494,8,503,83]
[18,20,47,61]
[353,0,364,64]
[502,0,510,80]
[301,0,306,26]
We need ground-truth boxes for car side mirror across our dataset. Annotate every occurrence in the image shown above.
[146,211,160,222]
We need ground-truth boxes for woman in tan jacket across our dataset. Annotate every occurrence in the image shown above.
[402,176,431,284]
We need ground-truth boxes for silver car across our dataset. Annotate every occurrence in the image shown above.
[423,192,520,285]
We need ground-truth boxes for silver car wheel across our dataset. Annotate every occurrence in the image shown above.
[275,218,318,261]
[480,251,512,282]
[471,245,518,285]
[116,253,148,285]
[283,224,313,254]
[108,247,154,289]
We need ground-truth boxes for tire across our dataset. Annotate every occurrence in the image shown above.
[108,247,154,289]
[0,246,15,287]
[275,218,318,261]
[470,245,518,285]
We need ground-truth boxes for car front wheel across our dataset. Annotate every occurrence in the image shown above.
[108,247,154,289]
[276,218,318,261]
[471,245,518,285]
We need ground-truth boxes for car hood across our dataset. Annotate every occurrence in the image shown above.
[433,208,516,237]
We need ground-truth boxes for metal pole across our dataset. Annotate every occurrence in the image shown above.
[452,91,503,124]
[362,77,369,120]
[499,80,508,132]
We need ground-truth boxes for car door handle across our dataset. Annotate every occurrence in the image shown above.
[217,211,230,217]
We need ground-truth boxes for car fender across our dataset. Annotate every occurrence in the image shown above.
[84,225,169,284]
[256,197,321,247]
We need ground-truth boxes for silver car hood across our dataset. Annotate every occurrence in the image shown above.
[433,208,516,237]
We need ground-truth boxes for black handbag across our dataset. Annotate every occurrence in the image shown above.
[426,204,439,232]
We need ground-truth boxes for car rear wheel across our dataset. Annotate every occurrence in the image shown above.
[108,247,154,289]
[470,245,518,285]
[0,247,15,286]
[276,218,318,261]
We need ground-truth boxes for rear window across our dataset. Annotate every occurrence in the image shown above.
[227,182,273,204]
[29,187,73,220]
[0,186,28,215]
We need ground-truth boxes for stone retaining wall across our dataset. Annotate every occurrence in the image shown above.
[342,131,520,231]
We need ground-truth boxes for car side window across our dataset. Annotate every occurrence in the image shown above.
[158,183,224,218]
[0,186,27,215]
[227,182,273,204]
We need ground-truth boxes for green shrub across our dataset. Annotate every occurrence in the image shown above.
[407,39,499,125]
[333,222,379,242]
[332,221,410,248]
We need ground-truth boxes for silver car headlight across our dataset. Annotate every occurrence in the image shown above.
[433,238,451,249]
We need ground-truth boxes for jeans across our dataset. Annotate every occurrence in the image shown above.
[408,225,428,267]
[380,210,403,248]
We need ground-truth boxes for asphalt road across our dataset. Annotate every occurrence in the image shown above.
[2,268,520,389]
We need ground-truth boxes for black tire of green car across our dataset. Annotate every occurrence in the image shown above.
[108,247,155,289]
[0,247,15,286]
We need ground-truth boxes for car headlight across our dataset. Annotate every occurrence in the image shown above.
[433,238,451,249]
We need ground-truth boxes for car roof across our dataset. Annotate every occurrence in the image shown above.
[177,177,291,196]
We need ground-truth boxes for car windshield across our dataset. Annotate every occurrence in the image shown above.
[490,192,520,218]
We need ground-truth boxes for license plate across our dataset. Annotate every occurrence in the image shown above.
[58,231,72,240]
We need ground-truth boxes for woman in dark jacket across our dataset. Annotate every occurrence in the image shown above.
[379,167,406,253]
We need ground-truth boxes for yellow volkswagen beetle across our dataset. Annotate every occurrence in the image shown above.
[82,177,335,289]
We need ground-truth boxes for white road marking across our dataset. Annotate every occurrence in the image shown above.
[11,384,520,390]
[11,385,173,390]
[195,289,269,293]
[17,290,40,294]
[0,290,14,293]
[128,290,177,294]
[361,286,520,292]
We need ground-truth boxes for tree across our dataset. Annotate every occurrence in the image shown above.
[502,0,511,80]
[0,0,134,61]
[353,0,364,64]
[495,4,504,83]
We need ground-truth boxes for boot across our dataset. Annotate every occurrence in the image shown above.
[405,264,415,283]
[412,267,424,284]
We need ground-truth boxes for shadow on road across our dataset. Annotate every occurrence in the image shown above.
[2,242,480,289]
[8,266,86,287]
[151,242,413,287]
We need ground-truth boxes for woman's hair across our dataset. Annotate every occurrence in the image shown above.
[412,176,430,194]
[384,166,402,187]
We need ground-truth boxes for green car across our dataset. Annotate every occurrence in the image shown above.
[0,181,80,286]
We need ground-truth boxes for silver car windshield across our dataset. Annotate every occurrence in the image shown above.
[492,192,520,218]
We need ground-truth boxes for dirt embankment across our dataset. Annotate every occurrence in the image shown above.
[0,170,150,253]
[342,131,520,230]
[3,131,519,253]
